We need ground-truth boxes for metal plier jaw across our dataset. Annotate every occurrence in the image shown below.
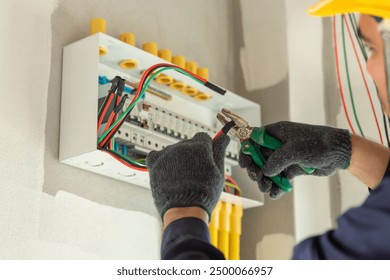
[216,108,315,194]
[216,108,253,141]
[217,108,295,193]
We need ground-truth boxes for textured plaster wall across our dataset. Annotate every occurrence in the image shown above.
[285,0,333,242]
[1,0,336,260]
[0,0,253,259]
[232,0,295,259]
[43,0,234,215]
[0,0,163,259]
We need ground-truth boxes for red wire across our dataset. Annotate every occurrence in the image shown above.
[108,96,121,150]
[103,112,116,133]
[101,150,148,172]
[97,93,114,133]
[212,130,223,141]
[103,112,116,150]
[333,16,356,133]
[344,16,384,144]
[225,174,238,186]
[107,64,165,142]
[130,63,206,104]
[100,78,148,147]
[99,63,207,148]
[98,120,121,148]
[225,175,241,196]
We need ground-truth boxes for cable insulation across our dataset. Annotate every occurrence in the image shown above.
[383,113,390,147]
[101,149,147,171]
[225,182,241,195]
[97,93,114,132]
[333,16,356,133]
[342,15,365,136]
[344,15,384,144]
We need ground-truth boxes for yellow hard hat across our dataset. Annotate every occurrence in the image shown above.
[308,0,390,19]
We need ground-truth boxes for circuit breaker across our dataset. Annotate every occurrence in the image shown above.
[60,32,262,208]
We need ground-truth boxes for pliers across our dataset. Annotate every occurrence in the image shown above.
[217,108,315,192]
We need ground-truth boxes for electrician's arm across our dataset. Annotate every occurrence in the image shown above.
[293,163,390,259]
[347,134,390,189]
[239,122,390,198]
[146,133,230,260]
[163,207,208,229]
[161,207,225,260]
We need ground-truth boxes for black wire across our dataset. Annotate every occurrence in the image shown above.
[103,63,202,147]
[385,114,390,148]
[99,66,164,148]
[348,15,389,148]
[387,116,390,148]
[98,92,114,122]
[98,76,120,120]
[221,121,236,135]
[348,14,366,60]
[348,14,368,62]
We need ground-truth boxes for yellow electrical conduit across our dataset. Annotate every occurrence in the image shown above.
[229,204,243,260]
[218,202,232,259]
[209,202,243,260]
[209,177,243,259]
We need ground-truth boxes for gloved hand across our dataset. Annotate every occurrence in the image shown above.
[239,121,352,199]
[146,132,230,220]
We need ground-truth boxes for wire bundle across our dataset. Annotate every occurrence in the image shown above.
[225,175,241,196]
[334,15,389,146]
[97,63,227,171]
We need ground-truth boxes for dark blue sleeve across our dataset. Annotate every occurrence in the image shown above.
[161,217,225,260]
[292,163,390,259]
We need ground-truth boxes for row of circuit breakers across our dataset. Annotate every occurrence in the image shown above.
[99,85,240,160]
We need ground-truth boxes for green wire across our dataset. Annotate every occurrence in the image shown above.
[342,15,365,137]
[130,66,199,108]
[225,181,241,194]
[98,67,179,143]
[97,66,203,144]
[99,66,205,168]
[351,14,368,60]
[107,149,146,167]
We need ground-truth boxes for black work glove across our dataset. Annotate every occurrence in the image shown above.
[146,132,230,219]
[239,121,352,199]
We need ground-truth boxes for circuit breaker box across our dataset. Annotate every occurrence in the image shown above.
[60,33,263,208]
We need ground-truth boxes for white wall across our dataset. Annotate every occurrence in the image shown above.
[239,0,288,91]
[0,0,161,259]
[0,0,241,259]
[285,0,333,242]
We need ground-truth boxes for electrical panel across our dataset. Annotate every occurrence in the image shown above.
[60,33,262,208]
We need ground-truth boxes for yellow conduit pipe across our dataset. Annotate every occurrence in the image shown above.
[182,61,198,96]
[209,201,222,248]
[229,204,243,260]
[90,18,107,56]
[170,56,187,90]
[156,49,174,85]
[218,202,232,259]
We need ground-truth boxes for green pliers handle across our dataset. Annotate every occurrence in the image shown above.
[241,127,315,192]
